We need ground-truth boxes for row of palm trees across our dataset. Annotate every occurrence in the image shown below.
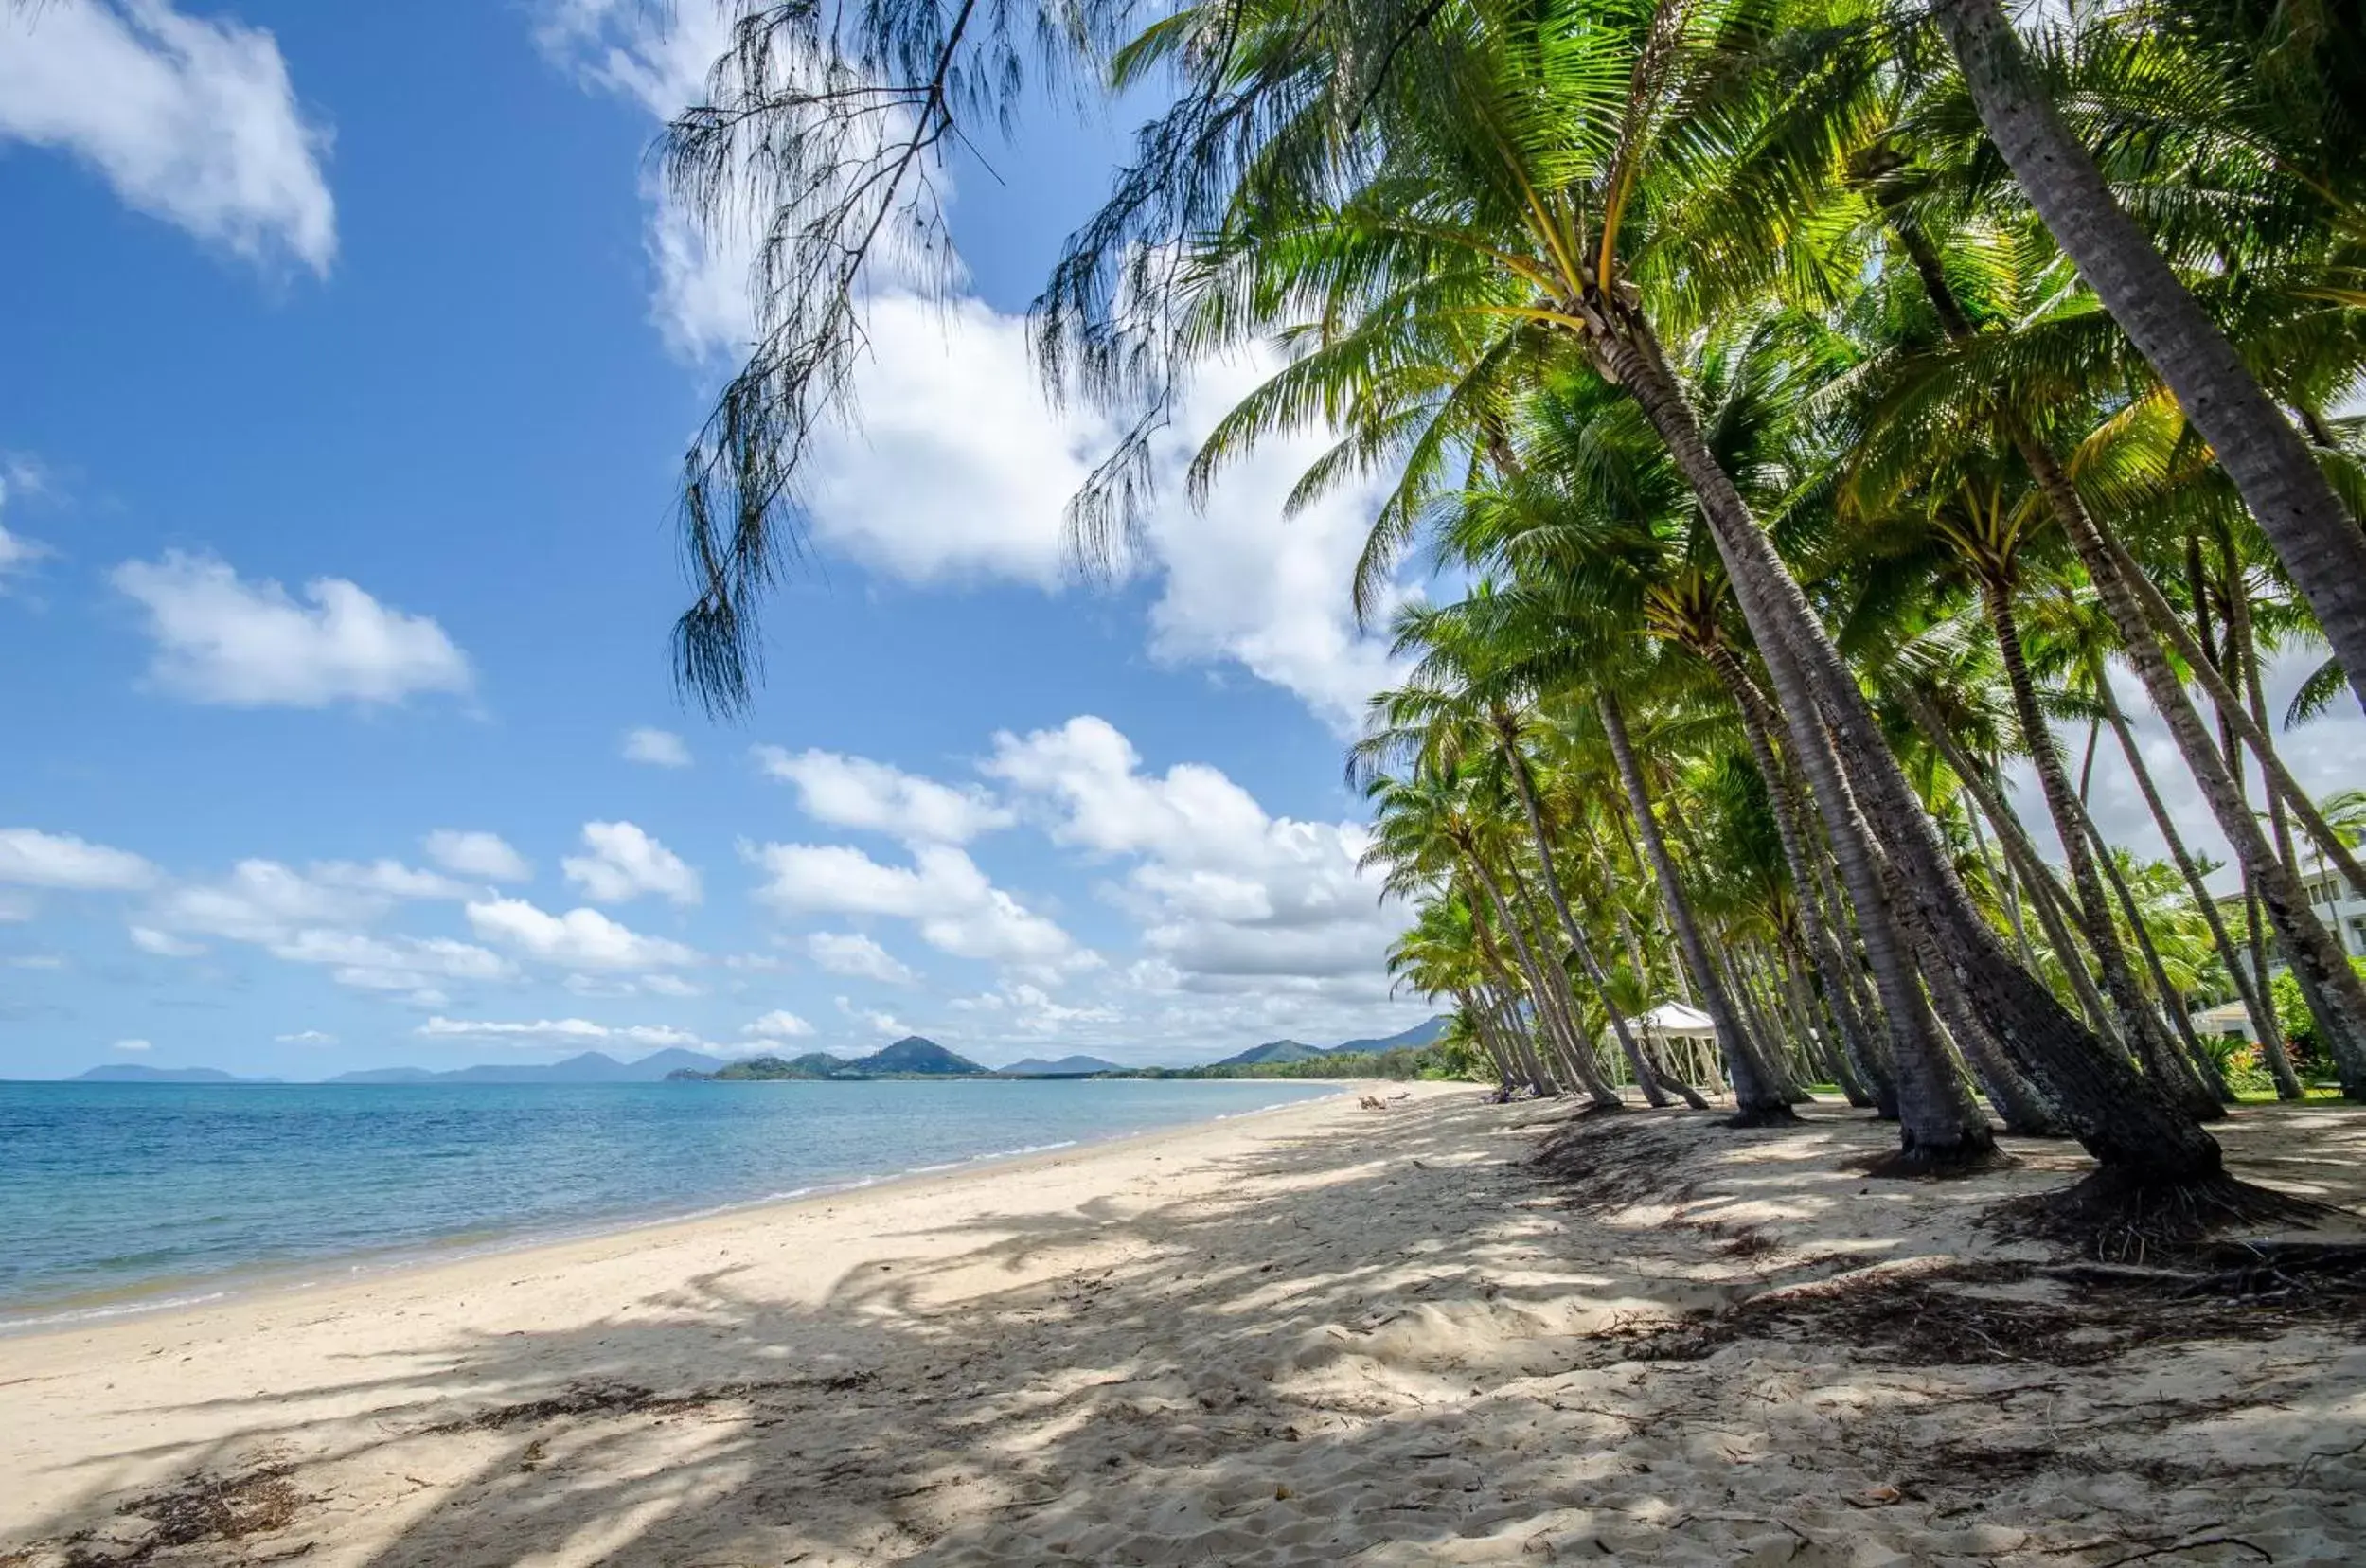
[665,0,2364,1197]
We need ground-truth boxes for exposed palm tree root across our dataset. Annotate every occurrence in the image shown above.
[1993,1169,2355,1264]
[1724,1101,1803,1129]
[1859,1132,2009,1180]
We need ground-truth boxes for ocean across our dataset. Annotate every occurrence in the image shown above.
[0,1078,1336,1326]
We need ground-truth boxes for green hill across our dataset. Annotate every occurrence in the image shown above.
[673,1037,987,1081]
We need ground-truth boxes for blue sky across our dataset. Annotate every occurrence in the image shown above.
[5,3,2357,1081]
[0,0,1436,1077]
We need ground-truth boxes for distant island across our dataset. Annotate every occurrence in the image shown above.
[70,1065,284,1084]
[675,1036,986,1080]
[327,1047,730,1085]
[994,1054,1127,1078]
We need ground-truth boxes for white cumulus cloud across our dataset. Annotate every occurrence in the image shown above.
[466,896,697,971]
[0,828,157,890]
[275,1029,337,1044]
[0,0,334,273]
[741,1008,814,1039]
[745,840,1078,969]
[129,924,205,957]
[422,829,532,883]
[791,297,1409,733]
[561,821,701,906]
[756,745,1011,845]
[623,727,692,767]
[0,459,53,589]
[112,1037,152,1052]
[111,552,471,707]
[416,1015,707,1048]
[806,930,918,985]
[986,716,1407,995]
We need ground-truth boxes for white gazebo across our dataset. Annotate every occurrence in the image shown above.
[2190,999,2259,1042]
[1602,1001,1724,1093]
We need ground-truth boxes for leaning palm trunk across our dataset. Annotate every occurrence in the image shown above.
[1780,936,1874,1106]
[1453,988,1518,1089]
[2102,528,2366,896]
[2074,797,2233,1102]
[1909,921,2068,1136]
[1899,689,2122,1039]
[2094,668,2300,1097]
[1471,918,1558,1097]
[1494,733,1692,1107]
[1723,949,1806,1101]
[2030,466,2366,1096]
[1927,0,2366,716]
[1597,692,1792,1123]
[1983,584,2222,1119]
[1504,863,1632,1106]
[1589,314,2203,1180]
[1471,858,1617,1106]
[1703,647,1894,1111]
[1965,800,2036,967]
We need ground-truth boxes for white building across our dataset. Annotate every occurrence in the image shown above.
[2198,850,2366,1042]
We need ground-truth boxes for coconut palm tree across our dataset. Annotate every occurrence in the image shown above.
[1919,0,2366,712]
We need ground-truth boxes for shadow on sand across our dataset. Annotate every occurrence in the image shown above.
[8,1096,2366,1566]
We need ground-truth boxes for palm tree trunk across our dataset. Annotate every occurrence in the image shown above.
[1983,583,2222,1119]
[2094,667,2301,1097]
[2099,525,2366,895]
[1504,861,1630,1107]
[1454,989,1517,1091]
[1927,0,2366,716]
[1965,795,2036,968]
[1703,646,1895,1108]
[2035,469,2366,1096]
[1899,687,2123,1039]
[1592,314,2201,1180]
[2071,790,2231,1100]
[1782,935,1874,1106]
[1596,691,1792,1123]
[1493,729,1683,1107]
[1908,919,2067,1136]
[1472,855,1617,1106]
[1724,948,1806,1101]
[1471,915,1557,1097]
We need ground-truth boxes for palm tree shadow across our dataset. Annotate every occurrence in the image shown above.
[9,1098,2365,1566]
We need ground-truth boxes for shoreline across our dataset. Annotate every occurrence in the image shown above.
[9,1089,2357,1567]
[0,1078,1359,1340]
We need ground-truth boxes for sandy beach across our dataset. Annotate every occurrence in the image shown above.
[5,1085,2364,1566]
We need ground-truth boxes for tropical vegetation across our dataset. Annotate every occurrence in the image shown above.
[655,0,2366,1213]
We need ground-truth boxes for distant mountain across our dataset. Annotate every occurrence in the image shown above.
[1209,1039,1327,1068]
[678,1037,988,1081]
[1328,1016,1450,1056]
[72,1065,279,1084]
[329,1048,734,1085]
[855,1036,984,1076]
[1204,1016,1450,1070]
[995,1054,1124,1078]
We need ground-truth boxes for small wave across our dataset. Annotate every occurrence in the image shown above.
[1,1289,231,1333]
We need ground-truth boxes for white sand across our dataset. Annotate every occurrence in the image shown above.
[4,1085,2363,1566]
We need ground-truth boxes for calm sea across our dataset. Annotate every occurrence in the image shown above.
[0,1078,1335,1326]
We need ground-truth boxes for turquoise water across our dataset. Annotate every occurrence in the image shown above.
[0,1078,1334,1323]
